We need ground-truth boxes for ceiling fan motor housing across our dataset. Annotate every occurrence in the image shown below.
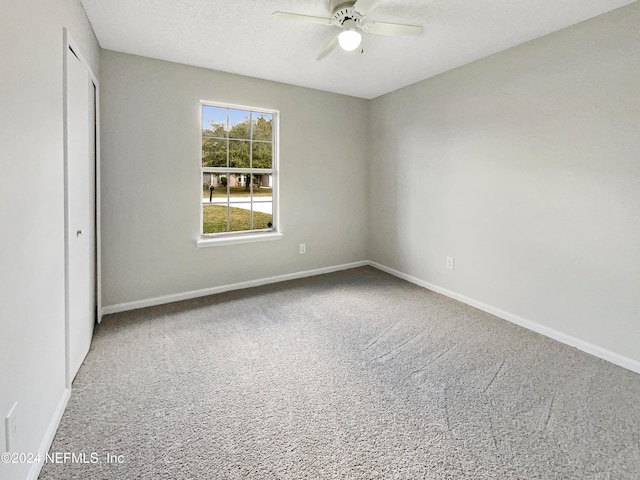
[330,0,362,27]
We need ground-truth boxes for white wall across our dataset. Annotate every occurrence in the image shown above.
[0,1,99,479]
[368,3,640,364]
[99,51,369,307]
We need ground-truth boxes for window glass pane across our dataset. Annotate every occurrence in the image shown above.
[202,172,214,203]
[224,174,250,195]
[202,172,228,203]
[252,113,273,141]
[252,202,273,230]
[202,138,227,167]
[202,105,227,137]
[229,203,253,232]
[203,204,229,234]
[228,109,251,140]
[251,174,272,196]
[228,140,250,168]
[252,142,272,169]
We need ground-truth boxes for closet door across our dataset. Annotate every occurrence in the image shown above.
[66,46,96,383]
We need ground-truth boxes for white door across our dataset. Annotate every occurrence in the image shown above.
[66,46,96,382]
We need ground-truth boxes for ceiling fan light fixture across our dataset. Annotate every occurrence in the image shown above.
[338,28,362,51]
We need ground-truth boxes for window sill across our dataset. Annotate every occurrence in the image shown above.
[197,232,283,248]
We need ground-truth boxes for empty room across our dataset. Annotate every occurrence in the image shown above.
[2,0,640,479]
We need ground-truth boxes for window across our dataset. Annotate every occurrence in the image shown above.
[200,102,278,241]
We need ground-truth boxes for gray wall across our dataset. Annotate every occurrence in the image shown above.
[0,1,99,479]
[368,3,640,363]
[100,51,369,306]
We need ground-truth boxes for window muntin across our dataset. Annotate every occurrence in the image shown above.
[201,103,277,236]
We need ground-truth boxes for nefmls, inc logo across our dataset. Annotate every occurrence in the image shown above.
[46,452,100,464]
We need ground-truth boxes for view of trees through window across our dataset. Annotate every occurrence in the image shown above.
[201,104,276,235]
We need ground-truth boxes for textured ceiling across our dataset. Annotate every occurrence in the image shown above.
[80,0,636,99]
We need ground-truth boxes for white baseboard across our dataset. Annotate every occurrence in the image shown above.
[369,261,640,375]
[101,260,369,316]
[27,388,70,480]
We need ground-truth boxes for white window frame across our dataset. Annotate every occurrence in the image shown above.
[197,101,281,248]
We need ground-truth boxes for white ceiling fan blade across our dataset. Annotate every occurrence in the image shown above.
[353,0,382,16]
[272,12,333,26]
[316,34,340,61]
[363,21,423,37]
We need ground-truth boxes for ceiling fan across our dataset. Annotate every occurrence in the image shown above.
[273,0,423,60]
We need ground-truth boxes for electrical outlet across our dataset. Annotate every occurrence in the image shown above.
[299,243,306,254]
[5,402,17,453]
[446,256,455,270]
